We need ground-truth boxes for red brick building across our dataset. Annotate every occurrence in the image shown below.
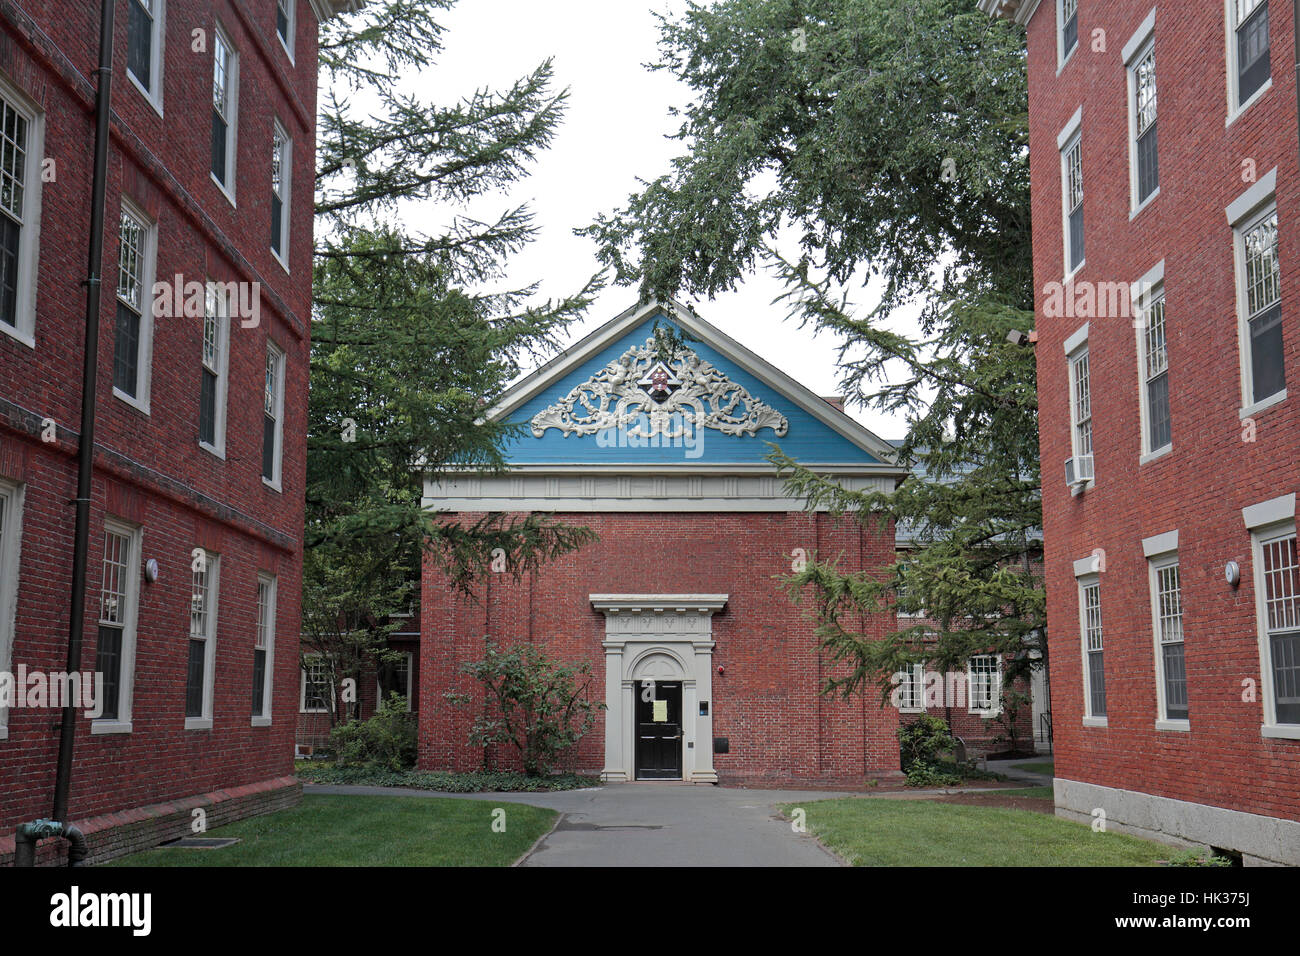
[983,0,1300,863]
[420,300,1032,786]
[0,0,347,864]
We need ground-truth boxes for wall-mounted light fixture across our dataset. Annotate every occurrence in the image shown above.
[1224,561,1241,587]
[144,558,160,584]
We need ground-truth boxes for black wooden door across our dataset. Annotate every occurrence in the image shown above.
[635,681,682,779]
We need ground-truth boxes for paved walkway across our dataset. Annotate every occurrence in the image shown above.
[306,782,846,866]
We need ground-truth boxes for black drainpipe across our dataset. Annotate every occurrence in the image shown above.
[50,0,115,826]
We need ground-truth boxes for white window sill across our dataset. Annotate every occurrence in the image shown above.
[0,724,7,741]
[1226,79,1272,128]
[300,709,329,715]
[0,321,35,349]
[184,717,213,731]
[210,173,237,208]
[1155,718,1190,732]
[251,715,272,727]
[278,36,295,65]
[1139,445,1172,466]
[1129,187,1159,220]
[263,476,282,493]
[1081,716,1108,728]
[1239,389,1287,420]
[199,440,226,461]
[272,248,290,274]
[112,386,150,416]
[1261,723,1300,741]
[969,710,1002,719]
[1063,260,1086,285]
[898,707,923,715]
[91,720,133,735]
[126,70,164,119]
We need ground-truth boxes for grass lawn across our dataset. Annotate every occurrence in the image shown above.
[1015,760,1055,776]
[104,795,556,867]
[782,797,1170,866]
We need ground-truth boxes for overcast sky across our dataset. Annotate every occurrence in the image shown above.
[413,0,912,440]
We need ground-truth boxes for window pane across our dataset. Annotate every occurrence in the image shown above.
[1237,2,1270,103]
[112,302,140,397]
[252,648,267,715]
[95,624,123,721]
[1245,212,1280,316]
[185,639,206,717]
[1249,301,1285,403]
[1137,122,1158,202]
[262,414,276,479]
[1062,5,1078,57]
[1162,642,1188,720]
[0,214,19,328]
[1147,371,1171,451]
[127,0,153,91]
[199,367,217,445]
[211,111,227,184]
[1088,650,1106,716]
[0,96,29,223]
[271,194,283,255]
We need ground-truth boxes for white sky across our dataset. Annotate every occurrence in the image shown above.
[405,0,913,440]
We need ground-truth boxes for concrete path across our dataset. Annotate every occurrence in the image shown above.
[985,756,1055,788]
[306,782,846,866]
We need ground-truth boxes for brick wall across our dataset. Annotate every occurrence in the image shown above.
[421,510,912,787]
[1024,0,1300,822]
[0,0,322,849]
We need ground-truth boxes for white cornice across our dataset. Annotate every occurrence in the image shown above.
[591,594,728,616]
[310,0,363,22]
[977,0,1042,26]
[485,298,903,470]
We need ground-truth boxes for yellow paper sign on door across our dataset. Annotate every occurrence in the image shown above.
[653,699,668,722]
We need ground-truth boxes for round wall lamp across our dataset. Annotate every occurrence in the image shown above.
[717,665,725,676]
[1224,561,1240,587]
[144,558,160,583]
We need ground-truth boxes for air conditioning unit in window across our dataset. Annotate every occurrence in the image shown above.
[1065,454,1094,488]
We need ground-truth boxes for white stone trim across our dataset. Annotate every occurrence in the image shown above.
[1129,260,1164,305]
[1121,8,1156,64]
[1062,321,1089,356]
[1072,553,1101,577]
[1242,493,1295,530]
[1056,106,1083,151]
[1055,777,1300,865]
[424,471,894,513]
[1225,167,1277,226]
[592,594,725,783]
[1141,529,1178,557]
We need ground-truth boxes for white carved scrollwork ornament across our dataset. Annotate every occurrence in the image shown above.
[530,337,789,439]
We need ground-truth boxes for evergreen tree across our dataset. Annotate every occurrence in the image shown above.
[304,1,602,714]
[582,0,1043,702]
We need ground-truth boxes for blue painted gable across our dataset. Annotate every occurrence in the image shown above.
[498,313,881,466]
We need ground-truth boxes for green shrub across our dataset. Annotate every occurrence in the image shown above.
[898,714,956,771]
[329,692,417,770]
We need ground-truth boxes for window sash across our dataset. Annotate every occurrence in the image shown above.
[0,95,30,225]
[1087,650,1107,716]
[95,624,123,721]
[184,638,206,718]
[1237,1,1270,103]
[277,0,291,45]
[126,0,154,92]
[1083,583,1103,651]
[1136,122,1158,202]
[1071,351,1092,457]
[968,656,1000,711]
[1062,0,1078,57]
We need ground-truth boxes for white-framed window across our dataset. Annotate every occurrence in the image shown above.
[1058,0,1079,69]
[1061,131,1084,275]
[1227,0,1271,118]
[300,657,333,714]
[893,663,925,713]
[0,77,44,348]
[1233,203,1286,411]
[0,479,24,740]
[276,0,295,61]
[262,342,285,489]
[1078,574,1106,720]
[1066,327,1093,487]
[210,25,238,199]
[185,548,219,729]
[270,121,291,266]
[253,573,276,724]
[112,202,156,412]
[1136,287,1171,456]
[1244,495,1300,733]
[125,0,165,113]
[199,281,230,456]
[1124,16,1158,211]
[1148,551,1188,724]
[967,655,1002,716]
[94,519,141,733]
[377,650,414,712]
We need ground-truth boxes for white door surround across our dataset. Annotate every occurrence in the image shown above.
[591,594,726,783]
